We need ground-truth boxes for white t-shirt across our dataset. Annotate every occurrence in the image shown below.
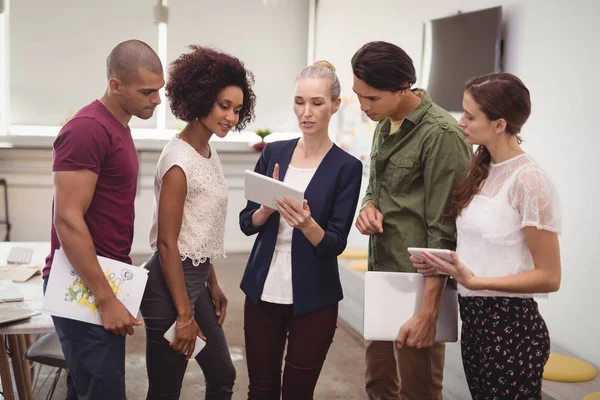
[456,154,561,298]
[261,165,316,304]
[149,136,228,265]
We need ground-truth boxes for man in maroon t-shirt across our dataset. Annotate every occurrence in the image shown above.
[44,39,164,399]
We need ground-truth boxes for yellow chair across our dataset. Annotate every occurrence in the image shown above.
[340,248,368,260]
[543,354,597,382]
[348,259,368,272]
[583,393,600,400]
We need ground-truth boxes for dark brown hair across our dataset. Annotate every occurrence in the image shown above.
[351,41,416,92]
[166,45,256,131]
[446,73,531,218]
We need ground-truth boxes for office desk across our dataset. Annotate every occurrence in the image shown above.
[0,242,53,400]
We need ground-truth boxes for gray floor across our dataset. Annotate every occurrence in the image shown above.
[28,253,368,400]
[17,253,597,399]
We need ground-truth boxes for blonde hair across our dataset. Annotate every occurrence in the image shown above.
[297,60,341,101]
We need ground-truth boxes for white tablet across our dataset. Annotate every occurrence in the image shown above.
[244,170,304,209]
[407,247,454,263]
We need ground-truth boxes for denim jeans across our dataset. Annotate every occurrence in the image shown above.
[140,252,235,400]
[44,275,126,400]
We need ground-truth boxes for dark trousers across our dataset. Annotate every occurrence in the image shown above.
[243,298,338,400]
[459,296,551,400]
[140,252,235,400]
[43,276,126,400]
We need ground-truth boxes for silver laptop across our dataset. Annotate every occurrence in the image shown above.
[0,279,24,302]
[363,271,458,342]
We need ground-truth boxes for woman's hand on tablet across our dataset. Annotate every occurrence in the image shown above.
[261,163,281,215]
[412,251,478,289]
[276,197,313,230]
[251,164,280,228]
[411,255,437,277]
[277,198,327,247]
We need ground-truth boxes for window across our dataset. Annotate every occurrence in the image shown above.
[166,0,309,133]
[0,0,311,143]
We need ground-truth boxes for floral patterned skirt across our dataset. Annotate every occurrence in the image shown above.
[459,295,550,400]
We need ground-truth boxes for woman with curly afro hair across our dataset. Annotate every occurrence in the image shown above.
[140,45,256,399]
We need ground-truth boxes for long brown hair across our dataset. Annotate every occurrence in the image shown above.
[446,73,532,218]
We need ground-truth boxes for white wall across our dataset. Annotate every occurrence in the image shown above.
[316,0,600,366]
[166,0,310,132]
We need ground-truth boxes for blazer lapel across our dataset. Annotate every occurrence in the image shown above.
[275,138,298,181]
[303,143,338,196]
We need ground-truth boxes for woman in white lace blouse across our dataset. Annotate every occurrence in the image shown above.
[412,73,561,400]
[140,46,256,400]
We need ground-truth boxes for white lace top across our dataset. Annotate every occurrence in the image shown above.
[149,136,228,265]
[456,154,561,298]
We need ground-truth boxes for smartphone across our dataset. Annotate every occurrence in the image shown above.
[163,321,206,359]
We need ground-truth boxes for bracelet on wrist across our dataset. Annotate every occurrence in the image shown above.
[176,316,194,330]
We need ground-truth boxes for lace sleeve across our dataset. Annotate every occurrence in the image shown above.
[157,142,186,182]
[509,167,561,233]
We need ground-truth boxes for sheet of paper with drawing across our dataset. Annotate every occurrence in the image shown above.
[42,249,148,325]
[244,170,304,209]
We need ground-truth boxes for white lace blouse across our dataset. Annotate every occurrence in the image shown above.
[456,154,561,298]
[149,136,228,265]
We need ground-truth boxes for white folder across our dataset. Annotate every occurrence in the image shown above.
[363,271,458,342]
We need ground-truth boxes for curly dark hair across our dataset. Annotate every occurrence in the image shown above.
[166,45,256,130]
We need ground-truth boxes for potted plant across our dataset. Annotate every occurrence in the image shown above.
[253,128,272,151]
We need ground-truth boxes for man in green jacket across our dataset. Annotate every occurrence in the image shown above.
[353,41,472,400]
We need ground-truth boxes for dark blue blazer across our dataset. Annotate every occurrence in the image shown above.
[239,139,363,315]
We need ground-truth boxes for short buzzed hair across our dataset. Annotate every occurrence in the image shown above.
[106,39,163,84]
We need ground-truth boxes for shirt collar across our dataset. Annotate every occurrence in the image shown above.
[404,89,433,126]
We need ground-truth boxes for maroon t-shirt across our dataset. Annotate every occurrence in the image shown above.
[43,100,139,277]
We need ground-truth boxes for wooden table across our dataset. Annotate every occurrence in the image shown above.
[0,242,54,400]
